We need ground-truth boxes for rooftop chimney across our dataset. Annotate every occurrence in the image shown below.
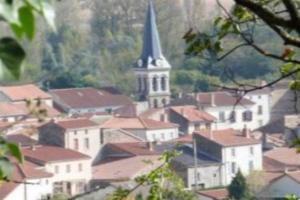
[209,127,214,140]
[242,125,250,138]
[211,93,216,107]
[30,144,36,151]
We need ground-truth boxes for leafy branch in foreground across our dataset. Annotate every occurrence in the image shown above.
[106,150,196,200]
[184,0,300,93]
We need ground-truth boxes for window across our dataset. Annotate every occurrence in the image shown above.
[249,161,254,171]
[231,162,236,174]
[78,163,82,172]
[161,133,165,140]
[219,112,225,123]
[74,130,77,135]
[138,76,142,92]
[250,146,254,155]
[85,129,88,134]
[242,111,253,122]
[258,105,263,115]
[85,138,90,149]
[194,123,200,131]
[66,164,71,173]
[161,77,166,91]
[197,172,201,181]
[153,99,158,108]
[229,111,236,123]
[143,77,148,92]
[152,77,158,91]
[258,95,262,99]
[231,148,236,157]
[55,166,59,173]
[258,120,263,127]
[170,132,174,138]
[162,98,166,106]
[74,139,79,150]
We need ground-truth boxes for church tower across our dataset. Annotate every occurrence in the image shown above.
[134,0,171,108]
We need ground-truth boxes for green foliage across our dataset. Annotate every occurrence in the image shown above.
[108,150,196,200]
[228,170,252,200]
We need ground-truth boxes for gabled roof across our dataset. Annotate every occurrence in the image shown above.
[0,160,52,199]
[6,134,37,147]
[92,155,161,181]
[170,106,216,122]
[23,145,90,164]
[106,142,159,157]
[197,188,228,200]
[194,92,254,107]
[49,87,133,110]
[264,147,300,168]
[194,129,260,147]
[0,84,51,101]
[54,118,100,130]
[140,0,163,63]
[101,117,178,130]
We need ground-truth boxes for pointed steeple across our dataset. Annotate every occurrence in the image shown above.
[140,0,163,63]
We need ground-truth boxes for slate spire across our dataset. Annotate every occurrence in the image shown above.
[140,0,163,62]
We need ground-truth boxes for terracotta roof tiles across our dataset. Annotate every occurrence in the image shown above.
[55,118,99,130]
[23,145,90,164]
[194,129,260,147]
[170,106,216,122]
[0,84,51,101]
[197,188,228,200]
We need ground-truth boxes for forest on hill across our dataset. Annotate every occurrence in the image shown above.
[0,0,282,95]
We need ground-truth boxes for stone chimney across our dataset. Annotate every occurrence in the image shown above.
[30,144,36,151]
[242,125,250,138]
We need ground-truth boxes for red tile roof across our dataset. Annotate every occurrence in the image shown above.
[194,129,260,147]
[264,147,300,168]
[170,106,216,122]
[197,188,228,200]
[194,92,254,107]
[106,142,159,156]
[49,87,133,109]
[0,84,51,101]
[0,160,52,199]
[101,117,178,130]
[6,134,37,147]
[55,118,99,130]
[92,155,161,181]
[23,145,90,164]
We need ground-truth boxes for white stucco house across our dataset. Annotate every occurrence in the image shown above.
[22,145,92,196]
[39,118,102,161]
[191,92,270,131]
[0,160,53,200]
[100,116,179,142]
[194,128,262,185]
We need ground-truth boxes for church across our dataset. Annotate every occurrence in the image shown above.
[134,1,171,109]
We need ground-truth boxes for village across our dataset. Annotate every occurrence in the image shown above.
[1,1,300,200]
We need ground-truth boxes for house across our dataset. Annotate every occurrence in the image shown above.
[101,116,179,142]
[0,160,53,200]
[192,92,261,130]
[0,84,53,106]
[258,171,300,199]
[92,142,161,188]
[170,144,222,189]
[194,128,262,185]
[49,87,134,115]
[22,145,92,196]
[242,88,271,129]
[0,102,60,122]
[196,188,228,200]
[38,118,102,161]
[169,106,216,134]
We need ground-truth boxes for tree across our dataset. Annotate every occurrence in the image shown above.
[228,170,251,200]
[184,0,300,93]
[0,0,55,180]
